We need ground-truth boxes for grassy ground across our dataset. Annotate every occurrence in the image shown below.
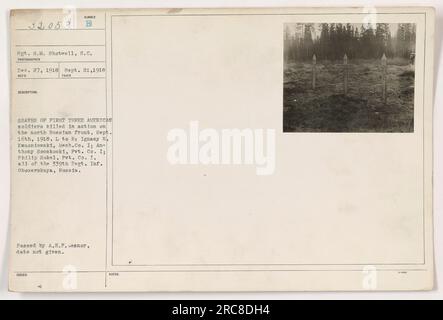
[283,59,415,132]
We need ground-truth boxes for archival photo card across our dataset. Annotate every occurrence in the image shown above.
[8,7,435,292]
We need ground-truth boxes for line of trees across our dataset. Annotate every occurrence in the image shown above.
[284,23,416,62]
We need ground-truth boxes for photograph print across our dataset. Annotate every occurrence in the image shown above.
[283,23,416,132]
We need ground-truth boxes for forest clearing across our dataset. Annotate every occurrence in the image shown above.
[283,23,416,132]
[283,58,415,132]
